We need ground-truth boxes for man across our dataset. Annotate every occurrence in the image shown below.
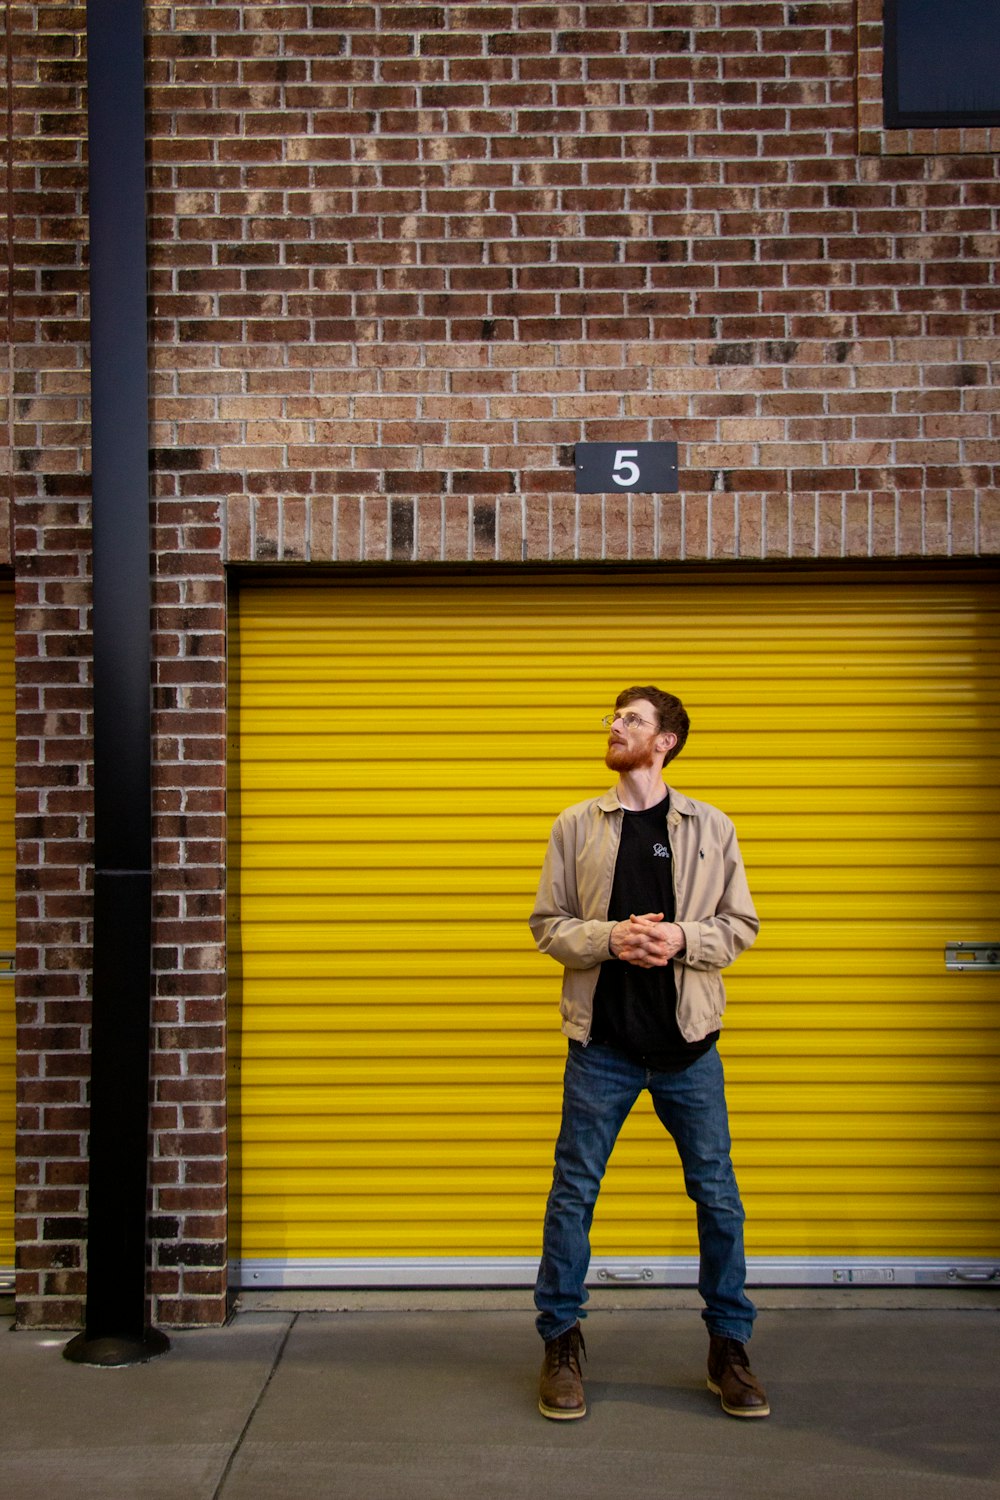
[528,685,768,1421]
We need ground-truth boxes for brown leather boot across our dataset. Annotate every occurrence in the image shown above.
[538,1323,587,1420]
[707,1334,770,1418]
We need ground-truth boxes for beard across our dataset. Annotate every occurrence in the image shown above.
[605,736,658,773]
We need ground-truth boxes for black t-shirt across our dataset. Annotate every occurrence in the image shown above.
[590,799,718,1072]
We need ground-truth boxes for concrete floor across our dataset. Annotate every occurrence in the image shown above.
[2,1295,998,1500]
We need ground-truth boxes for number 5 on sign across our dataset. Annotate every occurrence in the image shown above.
[575,441,679,494]
[612,449,641,486]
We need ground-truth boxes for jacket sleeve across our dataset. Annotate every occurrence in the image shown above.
[528,815,616,970]
[676,816,759,970]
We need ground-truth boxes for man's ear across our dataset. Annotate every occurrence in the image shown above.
[658,732,677,757]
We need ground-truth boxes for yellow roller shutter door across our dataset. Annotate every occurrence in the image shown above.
[0,586,15,1275]
[228,578,1000,1287]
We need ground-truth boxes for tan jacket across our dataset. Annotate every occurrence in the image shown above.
[528,786,759,1044]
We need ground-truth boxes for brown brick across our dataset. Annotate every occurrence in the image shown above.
[979,492,1000,556]
[951,493,977,555]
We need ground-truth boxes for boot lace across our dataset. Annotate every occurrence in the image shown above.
[547,1326,586,1373]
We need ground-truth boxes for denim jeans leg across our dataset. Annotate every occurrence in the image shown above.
[648,1047,757,1344]
[534,1041,642,1341]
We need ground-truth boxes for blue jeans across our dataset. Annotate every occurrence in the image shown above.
[535,1039,756,1344]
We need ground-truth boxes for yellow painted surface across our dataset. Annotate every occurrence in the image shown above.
[228,579,1000,1267]
[0,587,15,1268]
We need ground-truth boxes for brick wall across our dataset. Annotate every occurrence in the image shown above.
[5,1,998,1328]
[8,2,94,1325]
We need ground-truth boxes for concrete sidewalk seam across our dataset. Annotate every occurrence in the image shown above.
[211,1311,298,1500]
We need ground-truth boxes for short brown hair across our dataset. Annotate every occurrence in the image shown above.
[615,685,690,765]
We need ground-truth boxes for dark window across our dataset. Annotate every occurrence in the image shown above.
[883,0,1000,127]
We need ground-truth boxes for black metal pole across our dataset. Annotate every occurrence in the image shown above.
[64,0,168,1366]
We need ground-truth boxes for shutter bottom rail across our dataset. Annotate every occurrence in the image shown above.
[231,1256,1000,1290]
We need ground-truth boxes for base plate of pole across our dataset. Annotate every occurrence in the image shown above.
[63,1328,171,1367]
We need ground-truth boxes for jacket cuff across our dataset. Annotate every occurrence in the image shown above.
[594,922,617,963]
[677,921,700,963]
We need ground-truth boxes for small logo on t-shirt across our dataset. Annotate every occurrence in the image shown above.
[652,843,671,858]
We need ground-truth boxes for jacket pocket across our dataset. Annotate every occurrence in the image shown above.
[676,965,726,1038]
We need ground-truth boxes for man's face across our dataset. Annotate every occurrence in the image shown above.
[604,697,666,773]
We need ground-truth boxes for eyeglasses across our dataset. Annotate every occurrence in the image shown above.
[601,711,657,731]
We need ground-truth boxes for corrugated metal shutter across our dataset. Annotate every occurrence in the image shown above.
[228,578,1000,1287]
[0,586,15,1273]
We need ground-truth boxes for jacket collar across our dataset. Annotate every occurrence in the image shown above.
[597,783,695,815]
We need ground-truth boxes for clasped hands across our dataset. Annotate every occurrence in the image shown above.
[609,911,686,968]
